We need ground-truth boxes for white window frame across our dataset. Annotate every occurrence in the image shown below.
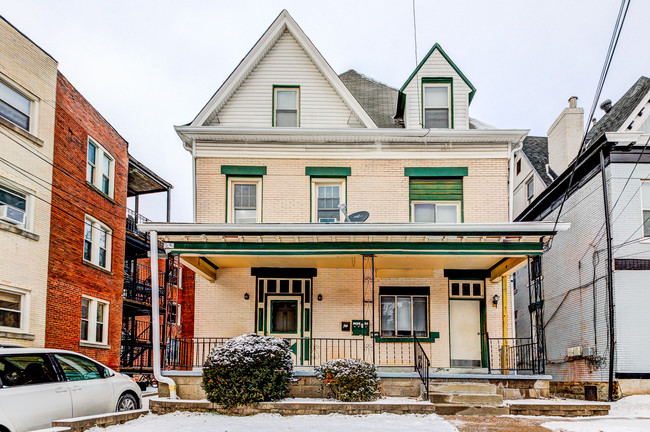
[410,200,461,223]
[86,137,115,198]
[449,280,485,299]
[379,294,429,337]
[0,178,35,232]
[526,177,535,204]
[83,215,112,271]
[273,87,299,127]
[227,177,262,223]
[311,178,346,223]
[0,75,39,136]
[0,285,30,334]
[422,83,451,129]
[80,295,109,346]
[642,180,650,237]
[169,303,181,325]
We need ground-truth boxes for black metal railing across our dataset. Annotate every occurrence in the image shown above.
[126,208,151,240]
[165,336,424,370]
[486,334,539,374]
[123,262,166,306]
[414,335,430,400]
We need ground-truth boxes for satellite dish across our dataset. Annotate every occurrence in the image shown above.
[348,211,369,223]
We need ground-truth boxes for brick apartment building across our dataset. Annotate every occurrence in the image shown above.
[45,72,128,368]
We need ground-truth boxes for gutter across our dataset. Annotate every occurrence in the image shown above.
[150,231,177,399]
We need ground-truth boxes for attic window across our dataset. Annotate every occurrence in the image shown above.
[273,86,299,127]
[423,80,451,128]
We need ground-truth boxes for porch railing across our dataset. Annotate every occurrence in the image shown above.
[165,336,420,370]
[486,334,539,374]
[413,335,430,400]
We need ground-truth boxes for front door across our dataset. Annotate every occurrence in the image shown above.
[449,299,482,367]
[266,295,302,363]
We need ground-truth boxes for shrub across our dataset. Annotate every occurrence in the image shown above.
[315,358,381,402]
[202,333,293,407]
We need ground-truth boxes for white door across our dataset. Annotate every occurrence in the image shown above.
[450,300,482,367]
[53,354,115,417]
[266,295,302,363]
[0,354,72,431]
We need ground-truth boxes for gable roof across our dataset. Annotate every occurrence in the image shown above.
[586,76,650,144]
[339,70,403,128]
[522,136,555,186]
[399,43,477,103]
[190,10,376,128]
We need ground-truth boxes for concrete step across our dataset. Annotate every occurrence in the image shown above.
[429,392,504,405]
[434,403,509,416]
[429,382,497,394]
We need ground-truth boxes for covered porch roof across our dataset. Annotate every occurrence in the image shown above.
[140,222,569,283]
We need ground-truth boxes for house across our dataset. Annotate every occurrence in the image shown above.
[514,76,650,400]
[0,17,58,347]
[142,10,568,398]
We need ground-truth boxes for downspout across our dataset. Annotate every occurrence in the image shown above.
[150,230,177,399]
[192,139,197,223]
[508,139,524,222]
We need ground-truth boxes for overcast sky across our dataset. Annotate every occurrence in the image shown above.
[2,1,648,222]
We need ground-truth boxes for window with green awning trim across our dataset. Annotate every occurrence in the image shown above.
[409,178,463,223]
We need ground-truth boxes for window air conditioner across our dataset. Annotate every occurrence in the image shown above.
[0,205,25,226]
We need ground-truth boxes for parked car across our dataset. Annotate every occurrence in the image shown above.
[0,348,142,432]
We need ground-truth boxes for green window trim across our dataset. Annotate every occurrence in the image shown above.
[305,167,351,177]
[421,77,454,129]
[272,85,300,127]
[404,167,468,178]
[221,165,267,176]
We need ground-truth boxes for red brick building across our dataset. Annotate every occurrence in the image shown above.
[45,73,128,368]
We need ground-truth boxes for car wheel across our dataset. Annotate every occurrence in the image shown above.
[116,393,138,411]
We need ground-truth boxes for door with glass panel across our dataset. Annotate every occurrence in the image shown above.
[449,280,484,367]
[266,295,302,363]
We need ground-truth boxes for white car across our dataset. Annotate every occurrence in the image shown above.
[0,347,142,432]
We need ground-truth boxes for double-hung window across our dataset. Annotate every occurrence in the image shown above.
[312,179,345,222]
[526,178,535,204]
[86,137,114,198]
[273,87,299,127]
[228,177,262,223]
[0,183,28,229]
[0,79,31,131]
[83,215,112,270]
[642,181,650,237]
[423,81,451,129]
[0,287,27,331]
[380,288,429,337]
[80,296,109,345]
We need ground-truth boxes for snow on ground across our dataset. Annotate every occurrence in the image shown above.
[277,396,430,404]
[89,412,458,432]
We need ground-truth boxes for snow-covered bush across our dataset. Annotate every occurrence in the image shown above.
[202,333,293,407]
[315,358,380,402]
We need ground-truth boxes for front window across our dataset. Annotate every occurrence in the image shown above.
[526,178,534,204]
[380,295,428,337]
[312,179,345,222]
[274,87,299,127]
[83,215,112,270]
[642,181,650,237]
[228,177,262,223]
[0,183,27,228]
[86,137,114,198]
[0,288,26,331]
[80,297,109,345]
[423,84,450,128]
[412,201,459,223]
[0,80,31,131]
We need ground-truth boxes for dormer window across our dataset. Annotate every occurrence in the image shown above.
[273,86,299,127]
[423,79,452,129]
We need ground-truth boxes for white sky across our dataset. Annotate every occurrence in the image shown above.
[1,0,648,222]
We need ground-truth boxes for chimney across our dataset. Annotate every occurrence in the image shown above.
[600,99,612,113]
[547,96,584,174]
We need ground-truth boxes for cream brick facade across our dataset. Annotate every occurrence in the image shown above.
[0,18,58,346]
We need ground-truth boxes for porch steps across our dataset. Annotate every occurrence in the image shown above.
[428,381,504,406]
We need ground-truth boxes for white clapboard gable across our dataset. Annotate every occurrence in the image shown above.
[400,44,476,130]
[192,10,376,129]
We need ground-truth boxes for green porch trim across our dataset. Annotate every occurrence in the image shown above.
[399,43,477,104]
[221,165,267,176]
[373,331,440,343]
[404,167,468,178]
[170,241,543,253]
[305,167,351,177]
